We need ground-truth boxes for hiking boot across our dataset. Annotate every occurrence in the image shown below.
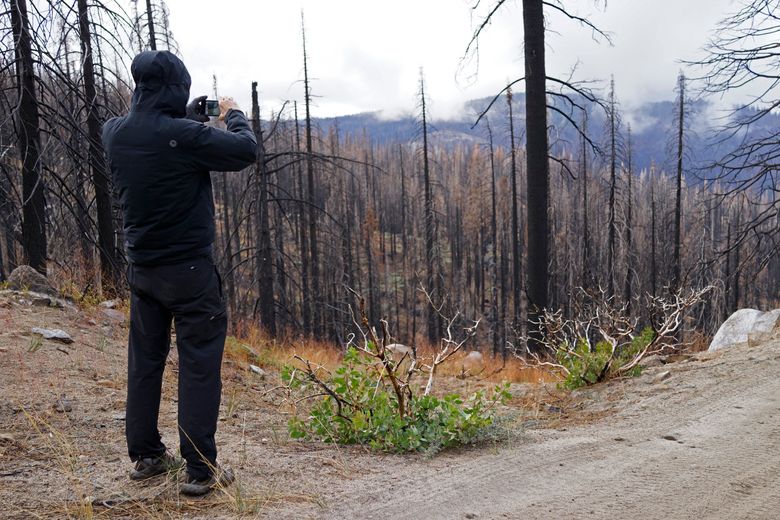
[180,466,235,496]
[129,452,181,481]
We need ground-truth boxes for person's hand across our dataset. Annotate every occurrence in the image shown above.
[185,95,209,123]
[219,96,242,121]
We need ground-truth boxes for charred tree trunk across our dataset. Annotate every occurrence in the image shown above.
[78,0,121,292]
[523,0,549,351]
[607,77,618,298]
[624,126,633,314]
[399,144,410,340]
[581,115,590,291]
[251,82,276,335]
[486,118,500,356]
[145,0,157,50]
[507,88,522,341]
[62,35,94,277]
[419,71,439,343]
[725,221,732,314]
[364,152,378,327]
[673,72,685,293]
[301,13,321,336]
[11,0,47,273]
[651,170,657,298]
[294,101,311,334]
[220,177,236,325]
[733,210,741,312]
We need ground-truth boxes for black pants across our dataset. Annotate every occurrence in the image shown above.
[125,256,227,480]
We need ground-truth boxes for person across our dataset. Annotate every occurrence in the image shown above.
[102,50,257,496]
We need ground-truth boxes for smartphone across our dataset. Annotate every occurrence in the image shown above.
[204,99,220,117]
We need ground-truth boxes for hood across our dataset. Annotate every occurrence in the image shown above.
[130,51,191,117]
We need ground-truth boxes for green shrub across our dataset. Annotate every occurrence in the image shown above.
[283,346,511,453]
[556,327,654,390]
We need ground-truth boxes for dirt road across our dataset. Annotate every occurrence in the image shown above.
[285,340,780,520]
[2,296,779,519]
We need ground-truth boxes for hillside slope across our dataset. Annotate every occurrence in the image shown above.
[1,293,778,519]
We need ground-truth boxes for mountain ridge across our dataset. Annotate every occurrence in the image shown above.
[314,94,779,176]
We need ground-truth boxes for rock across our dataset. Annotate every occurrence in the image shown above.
[382,344,415,373]
[653,370,672,383]
[640,355,664,368]
[54,396,73,413]
[249,364,267,377]
[463,351,485,372]
[0,289,69,309]
[7,265,57,296]
[99,299,120,309]
[386,343,413,358]
[747,309,780,347]
[708,309,765,352]
[31,327,73,344]
[101,309,125,323]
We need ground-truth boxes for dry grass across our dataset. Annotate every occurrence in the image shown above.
[0,292,571,519]
[685,330,713,353]
[225,324,558,385]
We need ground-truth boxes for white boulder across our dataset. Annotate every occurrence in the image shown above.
[386,343,413,359]
[747,309,780,347]
[462,351,485,373]
[708,309,775,352]
[381,344,414,373]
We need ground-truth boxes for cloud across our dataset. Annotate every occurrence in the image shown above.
[155,0,747,121]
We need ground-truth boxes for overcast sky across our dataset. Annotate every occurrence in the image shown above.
[155,0,738,120]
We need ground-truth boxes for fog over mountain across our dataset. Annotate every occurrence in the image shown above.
[316,95,777,178]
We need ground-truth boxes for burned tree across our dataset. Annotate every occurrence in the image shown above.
[418,70,441,343]
[301,12,321,336]
[506,87,522,340]
[251,82,276,335]
[465,0,610,351]
[77,0,122,291]
[9,0,46,273]
[672,72,687,293]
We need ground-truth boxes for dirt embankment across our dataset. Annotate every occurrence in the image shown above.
[1,292,779,519]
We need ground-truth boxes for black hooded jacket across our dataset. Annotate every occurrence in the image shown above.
[102,51,257,265]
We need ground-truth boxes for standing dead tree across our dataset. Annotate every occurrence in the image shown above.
[251,82,276,335]
[9,0,47,273]
[623,125,634,315]
[464,0,610,353]
[671,72,688,294]
[506,87,523,343]
[605,77,621,298]
[418,69,441,344]
[301,11,322,336]
[77,0,123,292]
[689,0,780,269]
